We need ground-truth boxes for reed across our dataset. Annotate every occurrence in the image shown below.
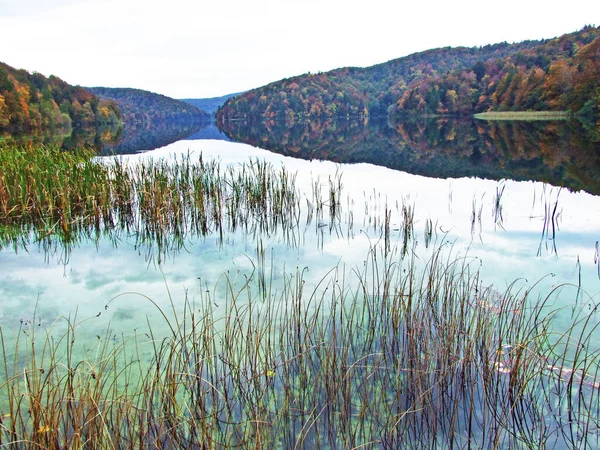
[0,144,307,258]
[1,240,598,449]
[1,143,599,448]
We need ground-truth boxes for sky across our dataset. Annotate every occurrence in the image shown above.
[0,0,598,99]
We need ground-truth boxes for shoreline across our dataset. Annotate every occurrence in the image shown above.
[473,111,572,121]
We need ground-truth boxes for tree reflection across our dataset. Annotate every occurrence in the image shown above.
[218,116,600,195]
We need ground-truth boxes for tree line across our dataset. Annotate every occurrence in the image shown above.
[217,26,600,122]
[87,87,210,126]
[392,26,600,116]
[0,62,121,134]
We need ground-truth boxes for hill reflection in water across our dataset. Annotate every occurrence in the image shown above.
[218,116,600,195]
[100,121,217,155]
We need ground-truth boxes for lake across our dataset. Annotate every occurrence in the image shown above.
[1,117,600,448]
[5,117,599,334]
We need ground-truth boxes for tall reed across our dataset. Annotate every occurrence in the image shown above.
[1,240,598,449]
[0,145,307,259]
[1,143,598,448]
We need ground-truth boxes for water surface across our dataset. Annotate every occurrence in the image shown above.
[2,134,599,346]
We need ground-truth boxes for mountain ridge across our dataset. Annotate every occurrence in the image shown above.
[181,93,241,115]
[216,26,600,122]
[0,61,121,134]
[87,87,210,126]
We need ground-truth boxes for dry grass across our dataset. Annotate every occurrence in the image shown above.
[0,144,304,259]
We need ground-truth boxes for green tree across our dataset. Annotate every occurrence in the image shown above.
[472,61,486,81]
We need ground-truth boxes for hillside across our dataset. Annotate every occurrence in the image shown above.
[0,61,121,133]
[87,87,210,126]
[216,26,600,122]
[181,93,241,115]
[392,26,600,116]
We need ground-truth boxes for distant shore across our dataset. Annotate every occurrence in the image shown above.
[474,111,572,121]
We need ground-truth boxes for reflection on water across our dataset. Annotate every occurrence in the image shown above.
[100,120,216,155]
[218,116,600,195]
[2,137,600,448]
[1,119,226,155]
[1,139,599,335]
[1,123,122,151]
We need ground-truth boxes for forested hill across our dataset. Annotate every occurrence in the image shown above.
[87,87,210,125]
[216,26,600,122]
[0,61,121,133]
[181,93,241,115]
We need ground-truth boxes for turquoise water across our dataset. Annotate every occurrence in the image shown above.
[2,137,600,448]
[1,137,599,347]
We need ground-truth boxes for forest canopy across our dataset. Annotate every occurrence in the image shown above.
[216,26,600,122]
[87,87,210,126]
[0,62,121,133]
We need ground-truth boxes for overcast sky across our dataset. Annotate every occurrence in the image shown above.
[0,0,598,99]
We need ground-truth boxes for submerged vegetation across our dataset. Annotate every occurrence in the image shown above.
[1,144,600,448]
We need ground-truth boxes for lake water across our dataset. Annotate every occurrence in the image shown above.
[2,118,600,447]
[2,121,600,346]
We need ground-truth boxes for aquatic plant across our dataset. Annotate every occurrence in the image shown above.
[0,144,308,260]
[1,240,598,449]
[1,143,599,449]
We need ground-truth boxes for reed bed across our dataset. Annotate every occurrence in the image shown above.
[1,240,599,449]
[0,144,306,258]
[1,144,599,448]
